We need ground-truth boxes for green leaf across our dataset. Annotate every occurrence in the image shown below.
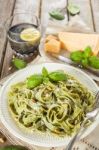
[0,145,28,150]
[89,56,99,69]
[83,46,93,58]
[49,10,65,20]
[12,58,27,69]
[42,67,48,77]
[49,71,67,81]
[27,75,43,89]
[81,58,89,67]
[67,3,80,15]
[43,77,49,83]
[70,51,83,63]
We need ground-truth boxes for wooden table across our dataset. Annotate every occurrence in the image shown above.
[0,0,99,80]
[0,0,99,147]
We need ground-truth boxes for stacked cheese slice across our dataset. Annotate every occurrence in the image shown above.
[45,32,99,56]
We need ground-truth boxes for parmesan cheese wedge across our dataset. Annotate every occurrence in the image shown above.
[58,32,99,55]
[45,39,61,53]
[46,35,57,42]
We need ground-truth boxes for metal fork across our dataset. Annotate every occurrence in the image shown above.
[66,91,99,150]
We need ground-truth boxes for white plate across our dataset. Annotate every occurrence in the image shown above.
[0,63,99,147]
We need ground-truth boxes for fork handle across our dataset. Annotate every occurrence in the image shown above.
[65,127,87,150]
[65,133,79,150]
[65,118,88,150]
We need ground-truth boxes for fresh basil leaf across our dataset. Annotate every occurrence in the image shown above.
[27,75,43,89]
[42,67,48,77]
[12,58,27,69]
[89,56,99,69]
[70,51,83,63]
[43,77,49,83]
[83,46,93,58]
[49,71,67,81]
[49,10,65,20]
[81,58,89,67]
[67,3,80,15]
[0,145,28,150]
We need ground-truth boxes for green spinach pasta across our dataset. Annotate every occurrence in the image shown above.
[8,68,95,137]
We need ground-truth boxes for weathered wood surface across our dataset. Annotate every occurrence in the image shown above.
[91,0,99,32]
[0,0,99,147]
[0,0,16,76]
[1,0,41,78]
[0,0,99,79]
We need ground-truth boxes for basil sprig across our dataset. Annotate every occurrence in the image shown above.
[70,46,99,69]
[12,58,27,69]
[27,67,67,89]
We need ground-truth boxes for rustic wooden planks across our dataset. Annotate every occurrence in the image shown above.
[68,0,94,32]
[13,0,41,17]
[0,0,16,75]
[91,0,99,32]
[1,0,41,78]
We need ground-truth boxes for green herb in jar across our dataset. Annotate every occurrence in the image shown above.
[67,3,80,15]
[49,10,65,20]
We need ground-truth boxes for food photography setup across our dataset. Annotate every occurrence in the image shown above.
[0,0,99,150]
